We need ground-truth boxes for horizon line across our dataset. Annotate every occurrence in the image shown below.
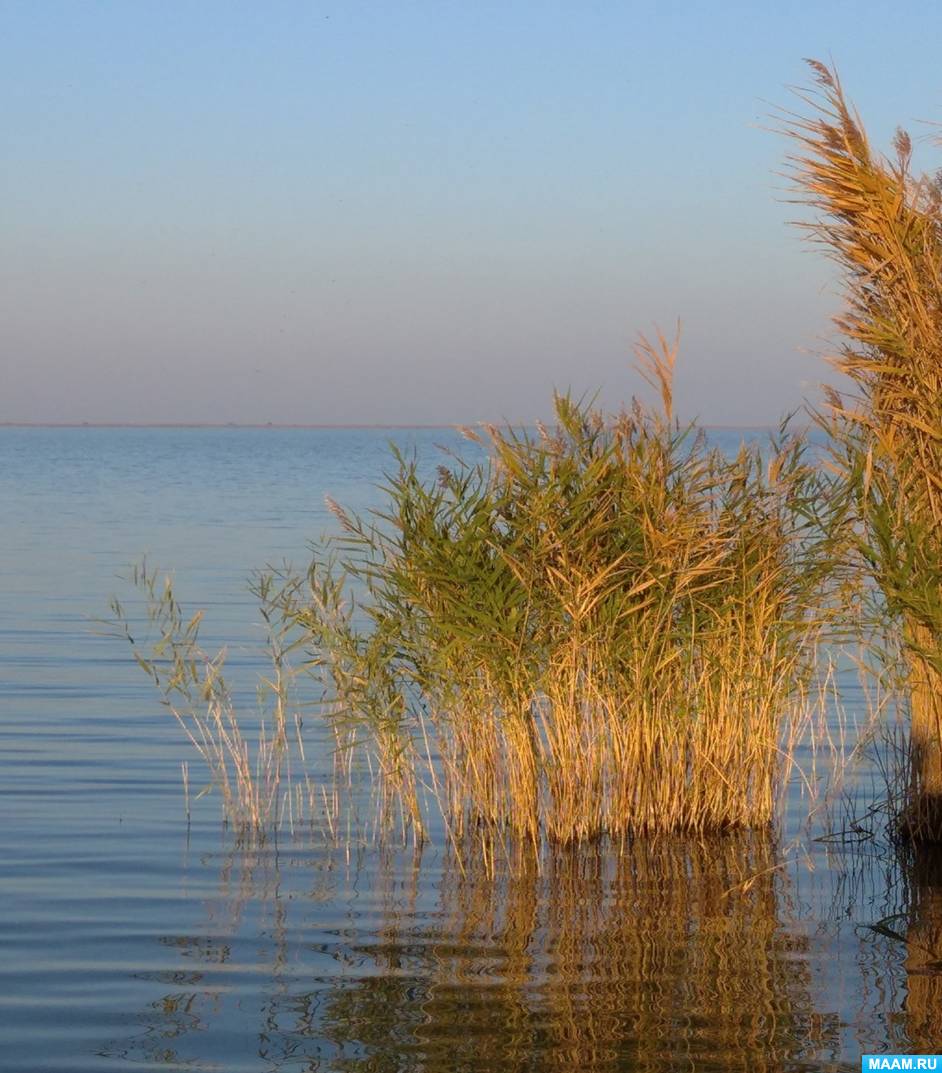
[0,420,780,431]
[0,420,464,430]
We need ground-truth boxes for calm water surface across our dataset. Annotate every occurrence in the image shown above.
[0,428,933,1072]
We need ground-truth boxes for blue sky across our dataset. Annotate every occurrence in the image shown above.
[3,1,941,424]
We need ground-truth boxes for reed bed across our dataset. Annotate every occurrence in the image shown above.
[287,336,836,845]
[782,61,942,839]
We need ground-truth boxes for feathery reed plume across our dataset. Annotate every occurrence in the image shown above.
[782,60,942,839]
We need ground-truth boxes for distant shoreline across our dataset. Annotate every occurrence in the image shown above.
[0,421,777,431]
[0,421,464,430]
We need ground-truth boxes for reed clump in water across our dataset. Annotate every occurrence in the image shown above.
[291,336,834,845]
[782,61,942,840]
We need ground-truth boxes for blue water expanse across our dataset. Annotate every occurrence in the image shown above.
[0,426,931,1072]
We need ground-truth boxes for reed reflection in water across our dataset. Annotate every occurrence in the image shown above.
[898,851,942,1052]
[112,833,853,1072]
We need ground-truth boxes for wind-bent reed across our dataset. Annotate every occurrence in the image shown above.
[288,335,836,845]
[782,61,942,840]
[109,564,345,834]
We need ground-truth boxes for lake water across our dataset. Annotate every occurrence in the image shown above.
[0,426,933,1072]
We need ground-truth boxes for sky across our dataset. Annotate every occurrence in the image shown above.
[3,1,942,426]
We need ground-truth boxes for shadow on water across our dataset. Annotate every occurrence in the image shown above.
[105,832,861,1072]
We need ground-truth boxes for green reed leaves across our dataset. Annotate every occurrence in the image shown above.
[285,336,837,845]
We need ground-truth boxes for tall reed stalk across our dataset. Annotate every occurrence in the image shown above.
[782,61,942,839]
[287,337,834,845]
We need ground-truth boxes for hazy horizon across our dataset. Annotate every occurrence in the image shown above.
[4,2,941,426]
[0,418,785,430]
